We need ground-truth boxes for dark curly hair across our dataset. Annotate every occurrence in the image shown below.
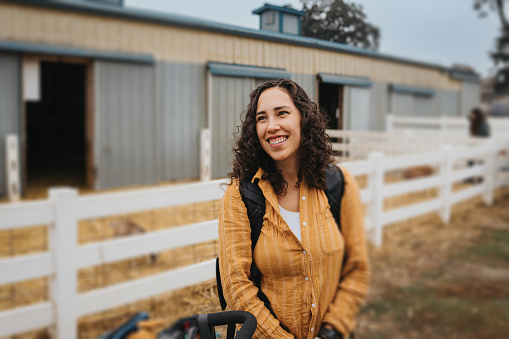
[228,79,334,195]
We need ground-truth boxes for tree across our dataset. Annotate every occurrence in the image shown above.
[474,0,509,64]
[300,0,380,50]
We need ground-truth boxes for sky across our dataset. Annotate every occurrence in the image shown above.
[124,0,501,78]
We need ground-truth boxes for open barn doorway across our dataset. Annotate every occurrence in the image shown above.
[318,82,344,129]
[24,60,92,198]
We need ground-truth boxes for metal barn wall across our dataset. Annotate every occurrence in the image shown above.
[0,53,20,197]
[345,86,372,131]
[211,76,255,179]
[157,62,206,181]
[391,93,415,116]
[94,61,157,189]
[0,2,463,92]
[415,96,432,117]
[370,82,389,131]
[431,90,459,117]
[460,82,481,117]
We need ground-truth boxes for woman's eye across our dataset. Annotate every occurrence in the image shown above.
[278,111,289,116]
[256,116,266,122]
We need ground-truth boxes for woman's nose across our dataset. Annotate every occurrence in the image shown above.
[267,117,280,132]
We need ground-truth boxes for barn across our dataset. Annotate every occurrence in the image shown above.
[0,0,481,198]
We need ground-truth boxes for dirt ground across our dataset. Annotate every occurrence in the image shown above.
[356,188,509,339]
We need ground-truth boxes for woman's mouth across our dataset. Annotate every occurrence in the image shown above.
[268,136,288,145]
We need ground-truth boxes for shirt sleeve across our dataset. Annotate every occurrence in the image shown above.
[323,167,371,335]
[218,181,294,339]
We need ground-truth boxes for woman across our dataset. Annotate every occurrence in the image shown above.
[469,107,490,138]
[218,79,369,339]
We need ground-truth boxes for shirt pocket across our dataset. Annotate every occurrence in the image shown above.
[316,210,344,255]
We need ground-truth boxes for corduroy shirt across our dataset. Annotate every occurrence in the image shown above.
[218,167,370,339]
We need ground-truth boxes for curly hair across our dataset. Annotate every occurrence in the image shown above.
[228,79,334,195]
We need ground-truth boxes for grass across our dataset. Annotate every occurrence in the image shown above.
[361,225,509,338]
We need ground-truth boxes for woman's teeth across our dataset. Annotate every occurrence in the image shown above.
[269,136,288,145]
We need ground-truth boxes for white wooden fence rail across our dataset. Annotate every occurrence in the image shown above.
[0,142,508,338]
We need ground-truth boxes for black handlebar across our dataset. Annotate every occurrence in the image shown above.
[205,311,257,339]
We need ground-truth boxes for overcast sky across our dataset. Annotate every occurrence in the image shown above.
[125,0,500,78]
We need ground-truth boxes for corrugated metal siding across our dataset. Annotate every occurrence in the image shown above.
[291,73,317,101]
[415,96,432,116]
[431,89,459,117]
[391,92,414,116]
[346,87,371,131]
[460,82,480,117]
[157,62,205,181]
[95,61,157,189]
[370,82,388,131]
[282,13,299,35]
[0,53,20,197]
[211,76,256,179]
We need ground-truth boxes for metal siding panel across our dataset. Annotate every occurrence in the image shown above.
[95,61,156,189]
[157,62,205,182]
[282,14,299,35]
[370,82,388,131]
[348,87,371,131]
[0,53,20,197]
[392,93,414,116]
[414,96,432,116]
[290,73,316,101]
[211,76,253,179]
[461,82,480,117]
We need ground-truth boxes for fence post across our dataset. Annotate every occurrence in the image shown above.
[368,152,384,247]
[385,114,393,132]
[440,145,453,224]
[483,141,496,206]
[5,134,20,201]
[49,188,79,339]
[200,129,211,181]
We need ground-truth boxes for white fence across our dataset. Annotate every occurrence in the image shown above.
[326,129,486,162]
[1,141,509,338]
[386,115,509,140]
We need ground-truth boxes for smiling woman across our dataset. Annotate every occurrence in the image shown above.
[218,79,370,339]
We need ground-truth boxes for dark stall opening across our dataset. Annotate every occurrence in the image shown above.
[318,82,344,130]
[25,62,87,197]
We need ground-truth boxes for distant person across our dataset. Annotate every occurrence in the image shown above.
[469,107,490,138]
[218,79,370,339]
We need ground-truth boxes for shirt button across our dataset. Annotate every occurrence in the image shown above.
[311,303,316,308]
[305,277,309,281]
[303,251,307,255]
[302,196,306,200]
[302,221,307,226]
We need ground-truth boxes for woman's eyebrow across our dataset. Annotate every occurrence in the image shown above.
[256,105,291,116]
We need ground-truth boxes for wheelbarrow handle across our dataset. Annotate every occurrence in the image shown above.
[203,311,257,339]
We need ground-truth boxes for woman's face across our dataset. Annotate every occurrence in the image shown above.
[255,87,302,167]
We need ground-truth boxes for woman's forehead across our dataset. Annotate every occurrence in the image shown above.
[257,87,294,111]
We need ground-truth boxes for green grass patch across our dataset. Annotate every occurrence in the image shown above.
[457,229,509,267]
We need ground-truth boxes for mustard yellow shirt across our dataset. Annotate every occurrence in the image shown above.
[218,167,370,339]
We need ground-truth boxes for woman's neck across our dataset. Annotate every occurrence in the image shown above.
[276,159,299,189]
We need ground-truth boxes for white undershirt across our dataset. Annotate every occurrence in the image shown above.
[279,204,301,242]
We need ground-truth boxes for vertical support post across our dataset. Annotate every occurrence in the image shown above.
[49,188,78,339]
[5,134,21,201]
[200,129,211,181]
[368,152,384,247]
[440,145,453,224]
[483,141,496,206]
[440,115,447,134]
